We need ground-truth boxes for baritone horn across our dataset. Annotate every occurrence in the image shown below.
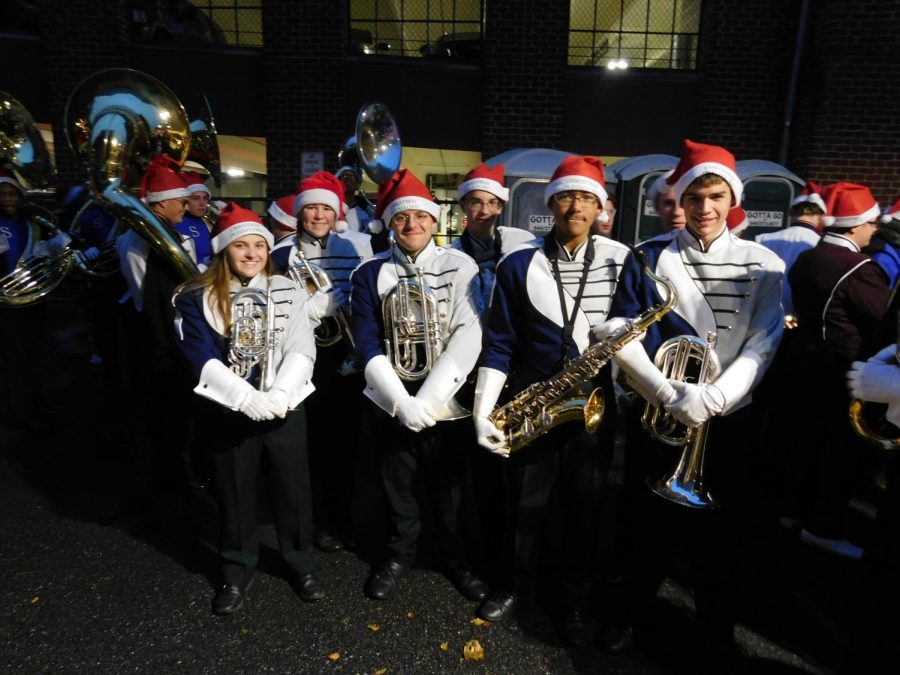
[228,287,277,392]
[643,332,722,509]
[382,267,442,381]
[64,68,201,281]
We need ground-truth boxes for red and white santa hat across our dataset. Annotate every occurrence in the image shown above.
[210,201,274,254]
[458,162,509,202]
[667,139,743,206]
[879,196,900,224]
[821,182,880,230]
[140,155,190,204]
[181,170,211,196]
[0,169,26,196]
[267,194,298,231]
[790,179,826,212]
[293,171,344,219]
[371,169,441,234]
[726,206,749,236]
[544,155,609,223]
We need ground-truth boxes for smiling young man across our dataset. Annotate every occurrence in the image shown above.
[471,155,633,645]
[603,139,785,663]
[349,168,487,604]
[177,171,214,268]
[271,171,370,554]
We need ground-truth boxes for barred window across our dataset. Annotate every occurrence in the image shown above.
[349,0,483,59]
[569,0,701,69]
[192,0,263,47]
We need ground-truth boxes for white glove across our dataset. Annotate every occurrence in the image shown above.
[395,395,436,432]
[665,381,725,428]
[307,287,347,320]
[31,240,50,258]
[47,232,72,254]
[869,344,899,365]
[266,388,289,418]
[83,246,101,261]
[475,416,509,457]
[591,317,630,343]
[239,389,276,422]
[847,360,900,404]
[615,339,677,407]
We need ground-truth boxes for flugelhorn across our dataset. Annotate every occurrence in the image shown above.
[643,332,722,509]
[228,287,277,392]
[64,68,201,282]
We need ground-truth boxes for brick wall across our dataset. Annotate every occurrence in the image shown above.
[696,0,801,160]
[790,0,900,202]
[481,0,569,157]
[35,0,129,187]
[262,1,346,199]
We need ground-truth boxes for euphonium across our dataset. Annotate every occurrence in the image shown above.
[382,267,443,382]
[0,92,75,306]
[643,332,722,509]
[287,250,356,351]
[489,257,677,453]
[228,287,277,392]
[64,68,201,282]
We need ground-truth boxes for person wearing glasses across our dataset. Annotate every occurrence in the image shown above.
[349,169,488,605]
[785,181,890,560]
[470,155,633,646]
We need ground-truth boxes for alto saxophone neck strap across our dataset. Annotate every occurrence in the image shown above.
[545,235,595,360]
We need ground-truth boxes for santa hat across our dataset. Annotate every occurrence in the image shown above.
[293,171,344,221]
[371,169,441,233]
[182,171,211,196]
[210,201,274,254]
[726,206,749,236]
[544,156,609,224]
[667,139,743,206]
[0,169,26,196]
[267,194,298,231]
[879,196,900,224]
[821,182,880,230]
[790,179,826,212]
[140,155,190,204]
[458,162,509,202]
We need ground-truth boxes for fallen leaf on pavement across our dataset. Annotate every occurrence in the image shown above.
[463,639,485,661]
[328,652,341,661]
[367,623,381,632]
[440,642,449,651]
[471,617,492,627]
[31,597,39,604]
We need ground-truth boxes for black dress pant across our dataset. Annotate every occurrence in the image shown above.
[0,303,46,426]
[210,406,314,587]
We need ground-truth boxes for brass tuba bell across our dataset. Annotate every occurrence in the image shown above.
[643,332,722,509]
[64,68,200,282]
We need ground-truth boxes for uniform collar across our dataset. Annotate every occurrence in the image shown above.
[229,271,269,291]
[679,223,728,254]
[552,233,589,261]
[822,231,860,252]
[298,227,329,249]
[392,237,437,266]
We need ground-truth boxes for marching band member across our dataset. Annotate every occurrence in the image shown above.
[605,140,785,662]
[866,196,900,290]
[649,169,687,233]
[271,171,370,553]
[472,156,632,645]
[0,170,71,428]
[349,168,487,602]
[755,179,826,316]
[267,193,298,243]
[178,171,214,268]
[786,182,890,559]
[173,202,320,614]
[336,164,374,234]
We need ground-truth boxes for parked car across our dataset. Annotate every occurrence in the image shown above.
[419,31,481,60]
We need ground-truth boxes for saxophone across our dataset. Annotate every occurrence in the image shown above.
[489,258,677,453]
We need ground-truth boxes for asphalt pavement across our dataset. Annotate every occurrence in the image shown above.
[0,296,882,674]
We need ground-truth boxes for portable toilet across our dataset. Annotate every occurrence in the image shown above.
[736,160,805,240]
[606,154,678,245]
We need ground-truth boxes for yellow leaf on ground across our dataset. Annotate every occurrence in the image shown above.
[470,617,492,627]
[406,611,414,619]
[328,652,341,661]
[30,597,39,604]
[440,642,449,651]
[374,669,388,674]
[239,627,249,637]
[367,623,381,631]
[463,639,485,661]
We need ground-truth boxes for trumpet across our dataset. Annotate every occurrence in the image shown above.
[287,250,356,351]
[643,332,722,509]
[382,267,442,381]
[228,287,277,392]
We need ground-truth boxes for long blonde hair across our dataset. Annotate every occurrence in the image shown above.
[174,247,275,332]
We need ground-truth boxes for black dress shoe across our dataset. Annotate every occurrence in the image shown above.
[447,566,489,602]
[476,591,517,622]
[364,559,410,600]
[314,529,344,553]
[293,573,326,602]
[212,573,255,615]
[560,609,595,647]
[598,621,634,654]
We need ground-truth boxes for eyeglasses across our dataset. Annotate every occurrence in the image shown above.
[465,198,502,211]
[553,192,598,208]
[391,211,432,226]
